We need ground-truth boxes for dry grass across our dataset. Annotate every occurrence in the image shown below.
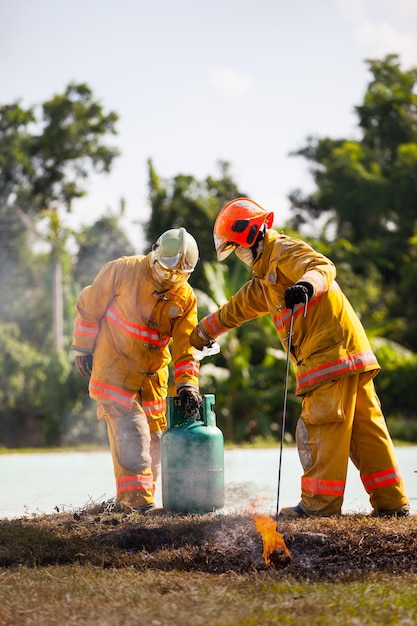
[1,504,417,625]
[1,503,416,578]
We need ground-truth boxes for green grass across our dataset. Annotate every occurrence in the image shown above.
[1,567,416,625]
[0,445,110,455]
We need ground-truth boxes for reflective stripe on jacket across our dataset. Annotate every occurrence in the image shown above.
[200,230,379,395]
[71,254,199,412]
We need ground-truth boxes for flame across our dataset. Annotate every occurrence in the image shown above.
[254,513,292,569]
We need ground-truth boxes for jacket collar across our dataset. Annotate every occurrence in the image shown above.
[251,229,278,278]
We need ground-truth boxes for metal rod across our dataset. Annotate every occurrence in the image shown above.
[276,308,295,526]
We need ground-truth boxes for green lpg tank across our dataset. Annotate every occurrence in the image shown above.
[161,394,224,513]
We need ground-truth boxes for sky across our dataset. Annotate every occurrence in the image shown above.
[2,0,417,252]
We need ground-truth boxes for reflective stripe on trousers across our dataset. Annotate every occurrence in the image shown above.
[97,401,165,509]
[295,372,408,515]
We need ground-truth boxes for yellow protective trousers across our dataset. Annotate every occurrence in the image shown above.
[97,401,166,509]
[295,371,409,515]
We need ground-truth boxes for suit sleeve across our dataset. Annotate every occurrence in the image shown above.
[171,289,200,392]
[200,277,269,339]
[71,260,121,353]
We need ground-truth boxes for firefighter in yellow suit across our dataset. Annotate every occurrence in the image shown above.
[71,228,201,513]
[190,198,410,518]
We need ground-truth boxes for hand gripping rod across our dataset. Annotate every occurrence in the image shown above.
[276,293,308,526]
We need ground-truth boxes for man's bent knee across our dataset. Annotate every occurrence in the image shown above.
[117,412,151,473]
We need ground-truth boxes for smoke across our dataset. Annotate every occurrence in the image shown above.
[224,482,276,515]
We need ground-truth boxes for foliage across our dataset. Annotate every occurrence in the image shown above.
[0,83,120,352]
[0,324,45,412]
[372,337,417,425]
[0,83,119,215]
[72,213,136,290]
[145,159,246,291]
[0,323,88,446]
[288,54,417,349]
[1,64,417,447]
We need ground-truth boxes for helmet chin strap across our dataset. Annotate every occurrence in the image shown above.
[235,225,266,266]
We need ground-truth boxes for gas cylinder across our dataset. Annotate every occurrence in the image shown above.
[161,394,224,513]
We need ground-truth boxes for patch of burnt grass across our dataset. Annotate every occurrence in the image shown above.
[1,504,416,580]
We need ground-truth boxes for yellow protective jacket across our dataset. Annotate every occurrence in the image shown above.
[71,254,199,419]
[200,230,379,395]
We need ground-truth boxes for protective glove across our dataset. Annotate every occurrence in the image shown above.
[75,354,93,377]
[284,282,313,310]
[178,387,202,413]
[190,322,215,350]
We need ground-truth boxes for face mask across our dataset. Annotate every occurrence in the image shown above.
[235,238,264,266]
[235,246,255,266]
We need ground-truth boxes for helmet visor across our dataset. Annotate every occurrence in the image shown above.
[214,235,237,261]
[153,260,189,285]
[159,251,194,273]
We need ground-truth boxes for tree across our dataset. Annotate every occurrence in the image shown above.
[0,322,83,446]
[0,84,120,350]
[145,159,247,291]
[288,54,417,349]
[73,212,136,291]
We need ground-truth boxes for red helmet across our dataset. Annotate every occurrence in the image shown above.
[214,198,274,261]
